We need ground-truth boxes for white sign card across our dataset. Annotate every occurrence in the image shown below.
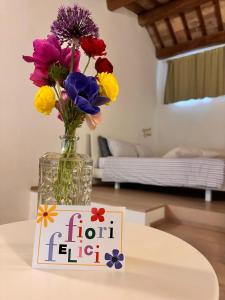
[32,205,125,270]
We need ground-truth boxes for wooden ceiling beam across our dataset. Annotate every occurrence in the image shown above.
[152,23,165,48]
[180,13,192,40]
[156,31,225,59]
[196,7,207,36]
[107,0,134,11]
[125,2,145,14]
[165,18,178,45]
[138,0,210,26]
[213,0,224,31]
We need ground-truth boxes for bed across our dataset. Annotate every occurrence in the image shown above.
[90,134,225,202]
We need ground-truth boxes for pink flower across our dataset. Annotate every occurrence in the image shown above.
[30,66,49,87]
[61,91,69,101]
[60,47,80,71]
[23,34,80,86]
[23,35,61,67]
[56,91,68,121]
[85,112,102,129]
[57,112,63,122]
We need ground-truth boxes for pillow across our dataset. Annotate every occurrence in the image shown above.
[202,148,225,159]
[163,146,203,158]
[136,144,153,157]
[163,146,225,159]
[98,136,112,157]
[107,138,138,157]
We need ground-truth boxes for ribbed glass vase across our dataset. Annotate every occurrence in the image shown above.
[38,135,93,206]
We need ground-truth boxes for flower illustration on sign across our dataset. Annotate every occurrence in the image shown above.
[91,207,105,222]
[105,249,124,269]
[37,205,58,227]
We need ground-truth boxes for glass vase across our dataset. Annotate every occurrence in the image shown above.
[38,135,93,206]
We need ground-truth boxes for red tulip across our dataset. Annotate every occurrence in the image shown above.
[95,57,113,73]
[80,36,106,57]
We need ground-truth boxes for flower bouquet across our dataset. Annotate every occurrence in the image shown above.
[23,4,119,205]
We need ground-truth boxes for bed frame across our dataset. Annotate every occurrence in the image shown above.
[113,183,212,202]
[90,133,216,202]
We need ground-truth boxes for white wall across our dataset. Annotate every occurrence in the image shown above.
[0,0,157,223]
[154,59,225,155]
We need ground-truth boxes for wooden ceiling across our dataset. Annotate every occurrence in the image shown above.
[107,0,225,59]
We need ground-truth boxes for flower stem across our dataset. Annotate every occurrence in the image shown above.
[83,56,91,74]
[70,43,76,73]
[55,80,62,98]
[53,85,60,99]
[55,80,65,120]
[53,132,77,205]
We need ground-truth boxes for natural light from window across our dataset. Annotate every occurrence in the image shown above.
[172,97,214,107]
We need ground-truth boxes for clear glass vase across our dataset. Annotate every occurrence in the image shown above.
[38,135,93,206]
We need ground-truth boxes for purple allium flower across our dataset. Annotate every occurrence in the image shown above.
[51,4,99,45]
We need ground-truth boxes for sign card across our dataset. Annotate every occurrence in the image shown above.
[32,205,125,270]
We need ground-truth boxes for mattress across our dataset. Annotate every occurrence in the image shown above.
[99,157,107,169]
[101,157,225,189]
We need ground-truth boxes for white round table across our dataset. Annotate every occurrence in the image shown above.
[0,221,219,300]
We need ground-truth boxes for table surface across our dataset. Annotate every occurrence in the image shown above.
[0,220,219,300]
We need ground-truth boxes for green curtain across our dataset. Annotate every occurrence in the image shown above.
[164,47,225,104]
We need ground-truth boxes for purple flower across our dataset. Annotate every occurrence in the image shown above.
[105,249,124,269]
[51,5,99,44]
[64,72,109,115]
[23,34,80,86]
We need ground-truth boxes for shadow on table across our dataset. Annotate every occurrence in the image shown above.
[40,256,217,299]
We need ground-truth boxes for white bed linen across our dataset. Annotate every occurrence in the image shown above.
[98,157,107,169]
[102,157,225,189]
